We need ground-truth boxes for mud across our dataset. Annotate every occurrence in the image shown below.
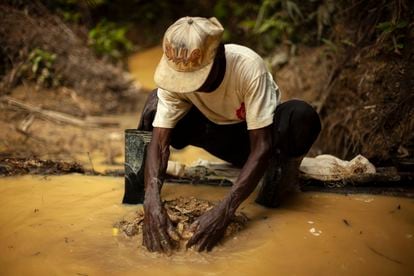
[0,157,84,176]
[116,196,248,250]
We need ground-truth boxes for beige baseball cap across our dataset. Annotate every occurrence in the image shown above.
[154,16,224,93]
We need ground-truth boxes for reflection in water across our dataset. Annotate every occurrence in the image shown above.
[0,175,413,275]
[128,46,162,90]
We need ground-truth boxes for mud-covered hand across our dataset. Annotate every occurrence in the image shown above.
[186,203,232,252]
[142,200,180,253]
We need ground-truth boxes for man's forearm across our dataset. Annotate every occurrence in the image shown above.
[144,128,172,205]
[223,147,271,213]
[222,127,272,213]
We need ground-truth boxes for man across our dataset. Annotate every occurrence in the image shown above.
[137,17,321,253]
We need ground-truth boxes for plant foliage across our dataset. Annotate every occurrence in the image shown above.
[88,20,133,59]
[20,48,60,88]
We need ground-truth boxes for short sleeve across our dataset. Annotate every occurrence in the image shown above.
[244,72,280,130]
[152,88,192,128]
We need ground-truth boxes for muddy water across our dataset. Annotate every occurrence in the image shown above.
[0,175,413,275]
[128,46,163,90]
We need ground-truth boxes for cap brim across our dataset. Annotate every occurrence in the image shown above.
[154,54,213,93]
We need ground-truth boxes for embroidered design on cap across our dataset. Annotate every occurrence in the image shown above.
[164,41,202,69]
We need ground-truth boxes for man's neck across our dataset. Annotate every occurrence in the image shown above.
[197,45,226,93]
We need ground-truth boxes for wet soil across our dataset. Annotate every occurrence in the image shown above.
[0,157,84,176]
[116,196,248,250]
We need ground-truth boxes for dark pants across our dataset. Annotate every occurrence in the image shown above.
[138,90,321,168]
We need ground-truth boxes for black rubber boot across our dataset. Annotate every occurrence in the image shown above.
[255,151,303,208]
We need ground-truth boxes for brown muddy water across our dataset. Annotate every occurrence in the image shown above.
[0,175,413,275]
[0,47,413,275]
[128,46,162,90]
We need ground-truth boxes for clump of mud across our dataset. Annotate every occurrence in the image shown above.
[0,157,84,176]
[115,196,248,249]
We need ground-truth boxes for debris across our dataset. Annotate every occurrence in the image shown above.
[0,157,84,176]
[342,219,351,227]
[300,154,376,182]
[366,245,403,265]
[309,227,322,236]
[112,228,119,236]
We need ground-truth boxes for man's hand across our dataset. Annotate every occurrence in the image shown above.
[143,199,180,253]
[187,127,272,252]
[142,127,176,253]
[186,203,232,252]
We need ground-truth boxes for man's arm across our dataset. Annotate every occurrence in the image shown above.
[187,126,272,251]
[142,127,179,253]
[224,126,272,209]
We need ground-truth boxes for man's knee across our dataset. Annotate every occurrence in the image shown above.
[137,89,158,131]
[289,100,321,135]
[278,99,321,157]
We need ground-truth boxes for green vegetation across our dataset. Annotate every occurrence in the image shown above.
[22,48,60,88]
[88,20,133,59]
[376,20,408,54]
[213,0,330,53]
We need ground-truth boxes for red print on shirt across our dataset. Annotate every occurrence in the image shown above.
[236,102,246,120]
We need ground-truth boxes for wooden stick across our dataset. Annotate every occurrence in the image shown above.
[1,96,119,128]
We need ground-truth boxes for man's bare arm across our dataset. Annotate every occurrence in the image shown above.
[225,126,272,211]
[144,127,171,200]
[187,126,272,251]
[142,127,179,253]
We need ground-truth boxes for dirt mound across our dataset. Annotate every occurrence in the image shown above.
[272,1,413,164]
[115,197,249,251]
[0,2,142,115]
[319,55,413,163]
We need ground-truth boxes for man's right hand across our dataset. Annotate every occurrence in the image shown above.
[142,199,180,253]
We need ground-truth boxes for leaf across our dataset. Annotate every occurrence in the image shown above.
[322,38,337,52]
[32,62,38,74]
[396,21,408,29]
[239,19,256,30]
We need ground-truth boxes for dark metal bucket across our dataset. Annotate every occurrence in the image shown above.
[122,129,152,204]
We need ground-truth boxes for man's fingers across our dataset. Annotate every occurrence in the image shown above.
[189,220,200,232]
[142,225,153,251]
[205,236,219,252]
[149,228,162,252]
[167,224,181,241]
[186,230,202,249]
[159,230,173,253]
[196,234,210,252]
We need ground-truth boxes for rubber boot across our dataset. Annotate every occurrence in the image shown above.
[255,151,304,208]
[122,129,152,204]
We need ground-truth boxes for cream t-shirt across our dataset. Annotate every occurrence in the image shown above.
[153,44,280,130]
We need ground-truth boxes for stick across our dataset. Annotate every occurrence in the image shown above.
[87,152,95,174]
[366,245,403,265]
[1,96,118,128]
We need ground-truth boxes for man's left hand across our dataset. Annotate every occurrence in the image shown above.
[186,203,232,252]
